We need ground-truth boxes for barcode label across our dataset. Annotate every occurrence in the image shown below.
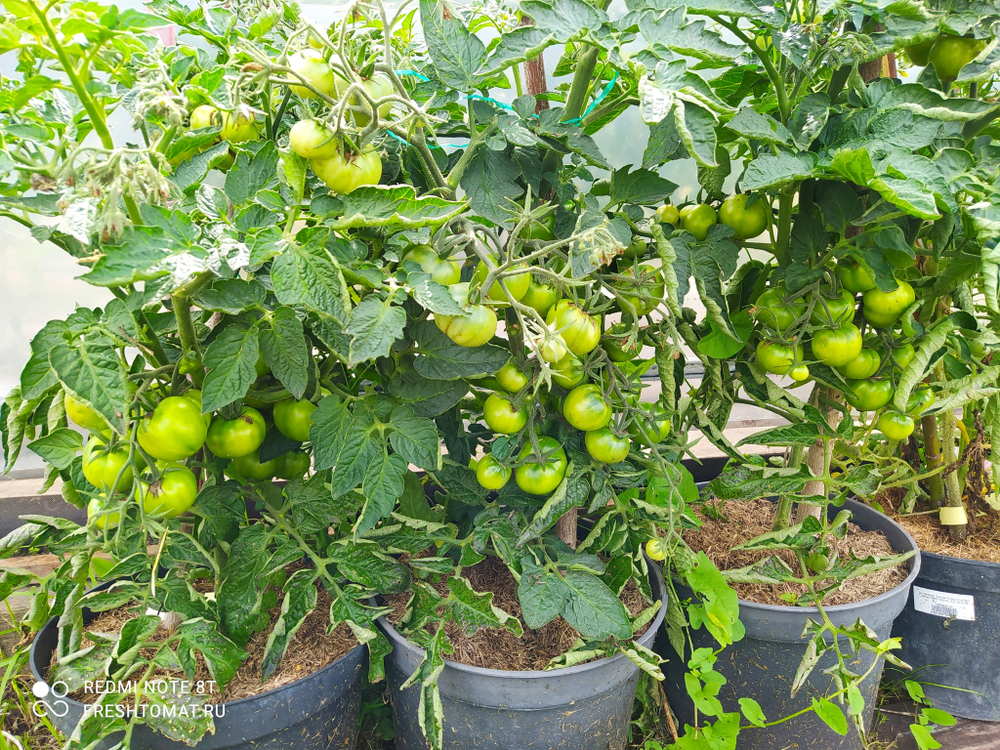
[913,587,976,621]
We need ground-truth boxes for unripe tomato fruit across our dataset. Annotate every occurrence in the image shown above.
[789,365,811,382]
[629,411,671,446]
[274,450,311,479]
[227,448,279,481]
[181,389,213,428]
[904,38,935,66]
[546,300,600,356]
[473,261,530,302]
[679,203,717,241]
[273,398,317,443]
[138,396,208,461]
[756,340,802,375]
[138,462,197,518]
[551,353,585,388]
[617,264,664,316]
[348,76,394,126]
[837,348,880,379]
[585,427,630,463]
[562,384,612,431]
[863,281,915,328]
[189,104,219,130]
[83,436,132,492]
[289,119,339,160]
[891,342,915,369]
[811,322,863,368]
[879,412,915,441]
[311,144,382,194]
[654,204,680,226]
[207,406,267,459]
[435,282,498,347]
[65,392,108,432]
[88,497,120,530]
[475,454,511,490]
[289,49,338,98]
[402,245,462,286]
[928,34,986,80]
[602,325,641,363]
[906,387,935,416]
[521,276,560,317]
[515,436,568,495]
[221,110,258,144]
[645,538,666,561]
[483,393,528,434]
[719,194,769,239]
[623,239,647,259]
[496,361,530,393]
[838,260,876,293]
[809,288,856,326]
[591,178,610,197]
[539,335,568,364]
[754,286,804,332]
[845,379,894,411]
[523,215,555,241]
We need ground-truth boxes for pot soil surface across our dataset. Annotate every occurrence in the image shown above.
[683,499,908,606]
[385,555,654,671]
[54,583,357,705]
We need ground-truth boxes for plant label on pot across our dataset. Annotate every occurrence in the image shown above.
[913,587,976,621]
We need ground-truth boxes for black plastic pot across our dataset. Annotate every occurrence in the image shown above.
[378,563,667,750]
[29,580,367,750]
[890,550,1000,721]
[659,500,920,750]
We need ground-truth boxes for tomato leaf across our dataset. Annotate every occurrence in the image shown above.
[811,697,848,735]
[27,429,82,470]
[49,332,130,436]
[260,569,318,681]
[387,406,441,470]
[560,569,632,640]
[271,235,350,323]
[347,294,407,366]
[260,306,309,400]
[201,318,260,413]
[412,321,510,380]
[419,0,487,92]
[357,450,407,536]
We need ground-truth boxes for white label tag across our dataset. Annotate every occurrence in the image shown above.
[913,587,976,621]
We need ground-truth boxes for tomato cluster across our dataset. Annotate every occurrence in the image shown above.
[905,34,986,80]
[652,193,771,242]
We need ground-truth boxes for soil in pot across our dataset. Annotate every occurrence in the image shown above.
[893,508,1000,563]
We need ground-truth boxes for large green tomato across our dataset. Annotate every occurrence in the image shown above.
[138,463,197,518]
[551,353,585,388]
[311,145,382,194]
[811,323,863,368]
[928,35,986,80]
[845,379,894,411]
[220,110,258,144]
[402,245,462,286]
[515,436,568,495]
[602,324,641,363]
[622,239,647,259]
[585,427,630,463]
[863,281,915,327]
[838,260,876,293]
[288,119,339,160]
[754,287,804,332]
[628,410,671,446]
[273,398,317,443]
[88,497,120,530]
[906,387,935,416]
[654,204,680,227]
[891,342,915,369]
[181,389,213,428]
[65,392,108,432]
[435,282,498,347]
[226,448,279,481]
[904,38,935,66]
[190,104,219,130]
[138,396,208,461]
[546,300,600,356]
[809,288,856,326]
[83,436,132,492]
[562,384,612,431]
[475,454,511,490]
[521,276,560,317]
[289,49,339,98]
[496,361,530,393]
[756,340,802,375]
[679,203,717,240]
[879,412,915,441]
[274,451,311,480]
[617,264,664,316]
[483,393,528,434]
[719,194,769,239]
[472,261,530,302]
[206,406,267,459]
[837,348,880,380]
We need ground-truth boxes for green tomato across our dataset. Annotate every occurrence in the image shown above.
[754,286,805,332]
[591,178,611,197]
[679,203,717,241]
[654,204,680,226]
[289,49,338,98]
[906,387,935,416]
[435,282,498,347]
[551,353,585,389]
[628,411,671,446]
[756,340,802,375]
[255,353,270,379]
[884,247,916,269]
[891,342,915,369]
[475,454,511,490]
[718,193,769,240]
[220,110,258,144]
[562,384,612,431]
[310,144,382,194]
[622,238,647,259]
[402,244,462,286]
[837,348,880,380]
[645,538,666,561]
[617,264,664,316]
[83,436,133,492]
[811,323,863,368]
[878,412,915,441]
[928,34,986,80]
[515,436,568,495]
[181,389,213,428]
[138,463,197,518]
[288,119,339,160]
[190,104,219,130]
[274,450,311,480]
[845,379,894,411]
[472,261,531,302]
[585,427,630,463]
[809,288,856,326]
[523,215,555,241]
[863,281,915,328]
[138,396,208,461]
[88,497,120,530]
[789,365,811,382]
[521,276,560,317]
[348,75,394,126]
[837,259,876,294]
[226,448,279,481]
[273,398,317,443]
[483,393,528,434]
[206,406,267,459]
[904,38,935,66]
[602,324,641,363]
[496,361,530,393]
[546,300,600,356]
[65,392,108,432]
